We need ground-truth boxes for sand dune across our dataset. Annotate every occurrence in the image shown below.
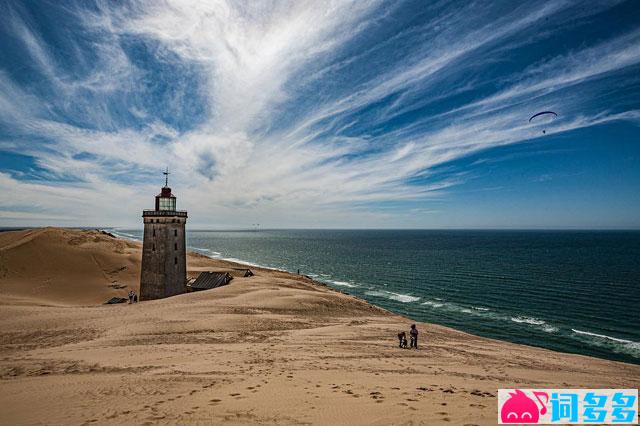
[0,228,143,305]
[0,227,242,305]
[0,228,638,425]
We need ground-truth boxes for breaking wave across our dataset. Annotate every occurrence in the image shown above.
[511,316,546,326]
[191,247,222,257]
[328,280,358,288]
[419,301,560,334]
[365,290,420,303]
[572,329,633,343]
[422,300,445,308]
[571,329,640,357]
[107,229,139,241]
[421,299,492,316]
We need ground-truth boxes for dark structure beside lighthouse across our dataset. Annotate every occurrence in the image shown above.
[140,171,187,300]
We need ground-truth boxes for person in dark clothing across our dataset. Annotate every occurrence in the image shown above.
[397,331,407,348]
[409,324,418,349]
[133,293,138,303]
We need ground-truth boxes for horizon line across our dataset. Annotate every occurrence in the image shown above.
[2,226,640,232]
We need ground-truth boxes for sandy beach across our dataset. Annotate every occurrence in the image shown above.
[0,228,638,425]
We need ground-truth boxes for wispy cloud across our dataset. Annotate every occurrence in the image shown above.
[0,0,638,227]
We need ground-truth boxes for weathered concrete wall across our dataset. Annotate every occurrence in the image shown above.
[140,215,187,300]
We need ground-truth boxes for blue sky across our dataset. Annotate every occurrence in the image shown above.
[0,0,639,229]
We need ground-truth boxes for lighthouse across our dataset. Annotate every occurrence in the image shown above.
[140,169,188,300]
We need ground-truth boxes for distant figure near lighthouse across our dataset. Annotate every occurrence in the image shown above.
[140,169,188,300]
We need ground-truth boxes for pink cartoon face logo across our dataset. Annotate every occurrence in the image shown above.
[500,389,548,423]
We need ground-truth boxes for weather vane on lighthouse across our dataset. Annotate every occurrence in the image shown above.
[163,167,170,187]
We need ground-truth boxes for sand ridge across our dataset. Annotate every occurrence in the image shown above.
[0,228,638,425]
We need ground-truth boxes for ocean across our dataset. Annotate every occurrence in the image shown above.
[111,229,640,364]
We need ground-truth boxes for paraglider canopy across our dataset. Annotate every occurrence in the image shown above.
[529,111,557,122]
[529,111,557,134]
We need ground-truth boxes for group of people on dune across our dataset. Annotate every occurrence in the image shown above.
[397,324,419,349]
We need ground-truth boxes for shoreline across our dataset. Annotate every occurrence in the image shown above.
[106,227,640,366]
[7,227,640,367]
[4,226,638,365]
[0,227,639,425]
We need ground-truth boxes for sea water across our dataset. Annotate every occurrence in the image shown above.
[111,229,640,364]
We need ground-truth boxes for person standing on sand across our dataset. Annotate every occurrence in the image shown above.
[128,290,134,304]
[398,331,407,348]
[409,324,418,349]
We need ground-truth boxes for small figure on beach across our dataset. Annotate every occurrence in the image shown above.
[409,324,418,349]
[398,331,408,348]
[128,290,134,304]
[133,293,138,303]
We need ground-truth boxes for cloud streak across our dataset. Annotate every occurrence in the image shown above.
[0,0,639,227]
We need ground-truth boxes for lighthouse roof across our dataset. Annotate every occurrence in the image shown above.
[157,186,174,198]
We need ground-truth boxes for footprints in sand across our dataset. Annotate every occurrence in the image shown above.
[369,391,384,403]
[83,371,496,425]
[227,385,264,399]
[324,381,490,413]
[328,383,363,398]
[468,389,494,398]
[437,410,451,420]
[246,384,261,393]
[183,406,200,416]
[103,379,251,422]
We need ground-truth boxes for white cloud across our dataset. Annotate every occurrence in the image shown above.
[0,1,638,227]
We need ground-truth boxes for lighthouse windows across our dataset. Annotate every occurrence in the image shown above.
[174,243,178,250]
[153,229,155,237]
[174,257,177,265]
[158,197,176,211]
[174,229,177,237]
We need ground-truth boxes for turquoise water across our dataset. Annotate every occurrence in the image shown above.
[112,229,640,364]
